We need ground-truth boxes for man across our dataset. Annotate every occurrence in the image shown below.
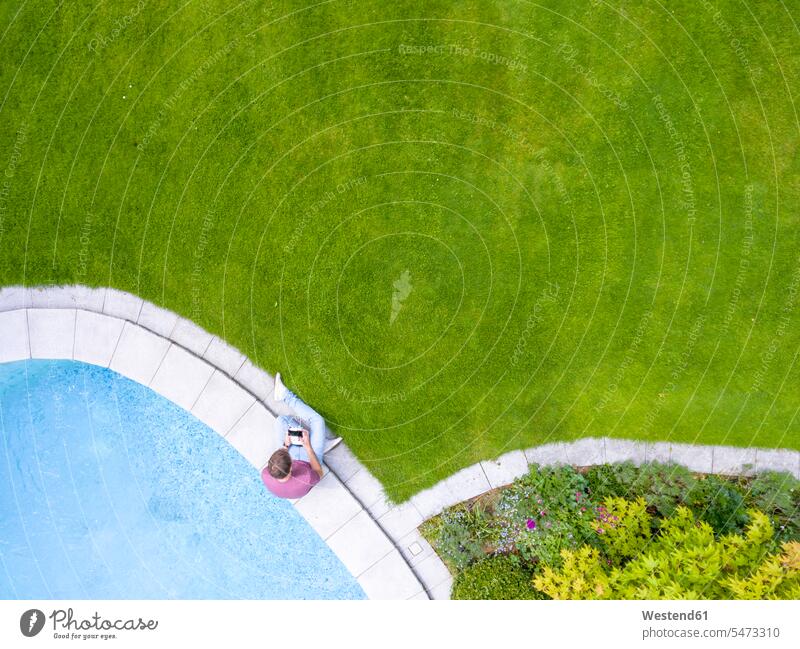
[261,373,340,499]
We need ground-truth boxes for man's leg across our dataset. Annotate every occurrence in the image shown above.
[281,389,326,464]
[274,414,290,445]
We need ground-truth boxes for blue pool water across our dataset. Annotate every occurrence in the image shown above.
[0,359,364,599]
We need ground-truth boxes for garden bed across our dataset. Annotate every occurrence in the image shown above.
[420,462,800,600]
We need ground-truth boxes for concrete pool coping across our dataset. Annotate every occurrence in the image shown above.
[3,285,800,600]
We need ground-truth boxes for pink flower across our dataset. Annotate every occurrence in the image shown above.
[540,510,546,517]
[597,528,605,534]
[526,518,536,530]
[575,492,581,501]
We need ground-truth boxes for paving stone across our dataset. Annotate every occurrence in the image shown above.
[324,443,364,482]
[345,468,388,509]
[326,510,395,576]
[28,285,105,311]
[397,529,437,568]
[645,442,672,464]
[293,471,362,540]
[413,553,452,591]
[562,437,605,466]
[605,438,647,465]
[203,336,247,377]
[27,285,67,308]
[102,288,143,321]
[73,311,124,367]
[0,286,29,311]
[149,344,215,411]
[364,493,392,519]
[429,577,453,600]
[225,402,276,469]
[713,446,757,476]
[191,370,255,434]
[137,301,179,337]
[0,310,30,362]
[670,443,713,473]
[234,360,273,402]
[356,549,424,600]
[756,449,800,479]
[480,449,529,488]
[377,502,424,541]
[443,464,491,506]
[408,590,430,600]
[170,317,213,356]
[409,481,454,520]
[524,441,569,466]
[109,322,170,385]
[28,308,75,359]
[70,286,107,311]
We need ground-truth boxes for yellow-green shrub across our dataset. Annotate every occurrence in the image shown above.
[534,506,798,600]
[591,496,650,564]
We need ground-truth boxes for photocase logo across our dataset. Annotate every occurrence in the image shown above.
[20,609,45,637]
[390,270,413,324]
[16,607,159,641]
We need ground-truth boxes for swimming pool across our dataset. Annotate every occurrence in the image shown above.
[0,359,364,599]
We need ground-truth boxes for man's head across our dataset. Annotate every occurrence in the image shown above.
[267,448,292,481]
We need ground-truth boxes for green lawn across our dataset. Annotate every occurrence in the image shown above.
[1,1,798,501]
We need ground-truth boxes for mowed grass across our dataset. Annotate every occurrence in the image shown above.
[1,1,798,501]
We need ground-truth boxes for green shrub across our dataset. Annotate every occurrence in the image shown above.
[452,555,545,600]
[585,462,640,502]
[519,464,590,512]
[422,505,486,571]
[687,475,749,536]
[746,471,800,542]
[514,518,581,567]
[586,462,697,517]
[630,462,697,517]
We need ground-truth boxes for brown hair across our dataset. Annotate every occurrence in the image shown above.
[268,448,292,479]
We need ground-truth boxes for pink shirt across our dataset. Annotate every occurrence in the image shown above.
[261,461,320,498]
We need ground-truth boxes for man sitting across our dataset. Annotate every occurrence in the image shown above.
[261,373,339,499]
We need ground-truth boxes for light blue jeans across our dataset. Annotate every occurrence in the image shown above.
[274,388,326,465]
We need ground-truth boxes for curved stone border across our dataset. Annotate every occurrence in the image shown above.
[406,436,800,524]
[0,285,426,600]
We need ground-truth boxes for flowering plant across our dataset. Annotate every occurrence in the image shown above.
[488,465,597,564]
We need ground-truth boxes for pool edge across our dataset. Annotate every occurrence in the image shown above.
[0,285,431,600]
